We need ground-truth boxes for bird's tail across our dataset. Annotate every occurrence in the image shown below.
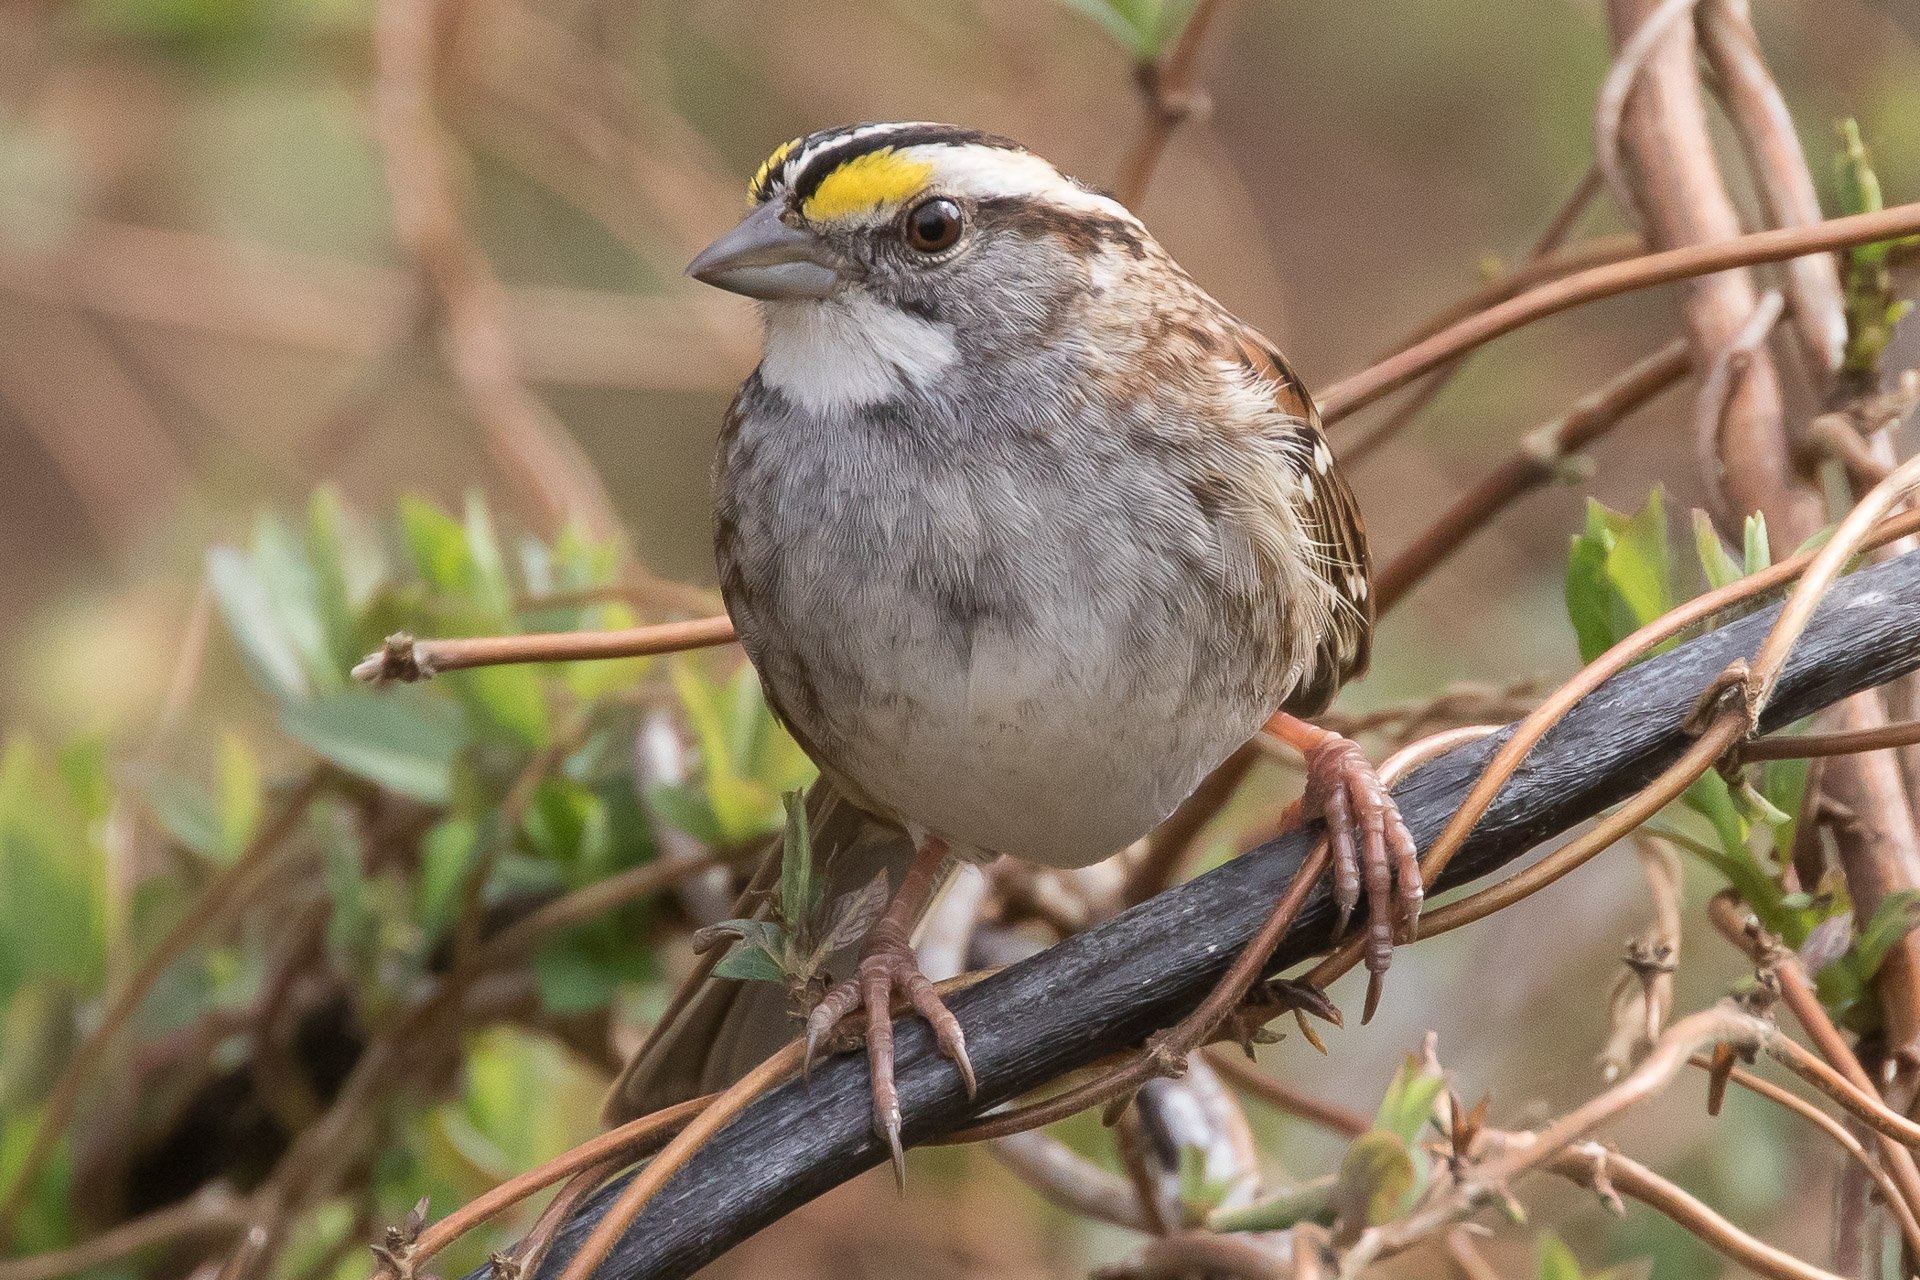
[600,781,920,1125]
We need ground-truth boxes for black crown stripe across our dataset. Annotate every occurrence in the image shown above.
[758,124,1024,205]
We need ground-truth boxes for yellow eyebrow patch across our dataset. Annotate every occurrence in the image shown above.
[801,148,935,221]
[747,136,800,205]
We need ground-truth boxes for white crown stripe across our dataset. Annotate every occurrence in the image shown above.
[759,125,1139,227]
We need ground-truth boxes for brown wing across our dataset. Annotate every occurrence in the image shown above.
[1231,330,1374,715]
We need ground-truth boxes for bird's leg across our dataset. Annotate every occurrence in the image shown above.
[804,833,976,1185]
[1264,712,1422,1021]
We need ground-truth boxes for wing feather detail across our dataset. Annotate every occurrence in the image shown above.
[1231,330,1374,713]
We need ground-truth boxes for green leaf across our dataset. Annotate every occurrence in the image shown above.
[463,492,514,621]
[307,486,381,672]
[1834,120,1915,376]
[1055,0,1200,57]
[1536,1231,1584,1280]
[418,817,479,938]
[1207,1176,1336,1233]
[558,599,652,702]
[1855,891,1920,977]
[1175,1142,1238,1223]
[522,779,610,878]
[1601,491,1672,629]
[281,687,468,803]
[532,937,619,1012]
[450,665,550,750]
[1692,510,1743,591]
[645,780,723,845]
[1332,1130,1417,1229]
[55,737,112,824]
[1564,524,1617,665]
[671,659,769,841]
[142,770,223,860]
[1680,769,1749,868]
[1743,512,1771,575]
[777,790,819,925]
[711,942,787,983]
[209,544,312,701]
[0,740,106,999]
[401,496,475,596]
[1055,0,1155,56]
[250,512,343,693]
[1372,1053,1447,1147]
[216,731,263,857]
[1564,493,1673,663]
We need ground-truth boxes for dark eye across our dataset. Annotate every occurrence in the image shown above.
[904,197,963,253]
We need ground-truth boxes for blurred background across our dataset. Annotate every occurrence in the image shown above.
[1,1,1917,1277]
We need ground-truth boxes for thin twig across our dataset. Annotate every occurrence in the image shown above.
[1317,200,1920,424]
[0,772,325,1243]
[1111,0,1232,209]
[1547,1142,1844,1280]
[1708,897,1920,1230]
[1389,478,1920,941]
[405,1096,714,1272]
[372,0,622,541]
[352,616,736,683]
[1593,0,1705,232]
[1201,1048,1369,1138]
[1341,164,1608,464]
[1697,0,1848,379]
[989,1131,1150,1231]
[1696,1057,1920,1259]
[549,1044,805,1280]
[1374,338,1692,610]
[1359,1005,1775,1259]
[1737,718,1920,761]
[0,1186,248,1280]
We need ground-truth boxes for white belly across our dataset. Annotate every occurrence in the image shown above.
[812,616,1267,869]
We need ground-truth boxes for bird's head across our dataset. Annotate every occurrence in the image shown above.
[688,123,1156,412]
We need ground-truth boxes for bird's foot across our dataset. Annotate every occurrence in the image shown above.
[1295,727,1421,1021]
[805,928,976,1186]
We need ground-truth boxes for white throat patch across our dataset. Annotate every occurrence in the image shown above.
[758,293,958,413]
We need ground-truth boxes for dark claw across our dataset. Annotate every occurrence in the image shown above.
[1263,977,1343,1027]
[1322,783,1361,937]
[805,937,974,1190]
[1298,731,1424,1022]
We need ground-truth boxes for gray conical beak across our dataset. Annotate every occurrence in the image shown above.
[687,202,845,301]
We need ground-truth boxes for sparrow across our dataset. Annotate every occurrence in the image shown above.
[605,123,1420,1172]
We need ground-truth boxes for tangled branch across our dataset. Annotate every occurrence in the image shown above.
[489,543,1920,1280]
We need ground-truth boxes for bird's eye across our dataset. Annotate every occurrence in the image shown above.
[904,198,964,253]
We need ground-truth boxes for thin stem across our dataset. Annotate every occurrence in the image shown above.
[1111,0,1232,209]
[1201,1048,1369,1138]
[989,1131,1150,1231]
[407,1095,714,1268]
[1374,338,1691,611]
[1737,719,1920,761]
[1698,1057,1920,1260]
[0,1186,247,1280]
[0,772,325,1243]
[1548,1143,1844,1280]
[352,615,736,684]
[1318,200,1920,422]
[550,1043,805,1280]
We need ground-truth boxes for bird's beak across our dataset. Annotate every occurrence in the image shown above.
[687,202,845,301]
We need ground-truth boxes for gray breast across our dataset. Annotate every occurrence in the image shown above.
[714,377,1285,868]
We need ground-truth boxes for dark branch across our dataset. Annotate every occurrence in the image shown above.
[503,547,1920,1280]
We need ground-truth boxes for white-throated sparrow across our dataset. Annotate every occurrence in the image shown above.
[607,123,1419,1169]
